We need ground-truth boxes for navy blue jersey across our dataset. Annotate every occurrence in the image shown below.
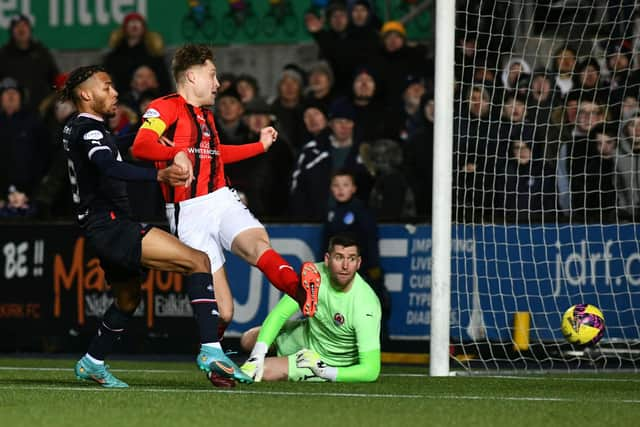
[63,113,137,221]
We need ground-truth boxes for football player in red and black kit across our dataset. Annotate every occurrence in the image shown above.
[131,44,321,384]
[61,65,240,388]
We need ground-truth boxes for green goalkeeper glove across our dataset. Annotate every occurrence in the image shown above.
[295,348,337,381]
[241,342,267,382]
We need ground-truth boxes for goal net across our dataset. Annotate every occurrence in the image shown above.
[449,0,640,372]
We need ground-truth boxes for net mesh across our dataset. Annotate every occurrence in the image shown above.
[451,0,640,372]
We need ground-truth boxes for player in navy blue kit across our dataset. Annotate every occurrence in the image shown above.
[61,65,236,388]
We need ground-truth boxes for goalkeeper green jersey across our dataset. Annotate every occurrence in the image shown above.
[258,262,382,367]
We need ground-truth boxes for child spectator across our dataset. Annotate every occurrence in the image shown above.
[323,170,390,342]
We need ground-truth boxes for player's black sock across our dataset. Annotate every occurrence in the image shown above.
[186,272,219,343]
[87,303,133,361]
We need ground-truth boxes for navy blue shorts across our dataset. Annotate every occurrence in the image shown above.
[82,211,153,284]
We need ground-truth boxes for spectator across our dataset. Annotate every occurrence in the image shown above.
[270,64,306,152]
[0,14,59,111]
[528,70,557,129]
[404,96,434,218]
[616,115,640,221]
[376,20,429,111]
[120,65,161,114]
[346,0,382,73]
[304,60,337,114]
[103,12,171,95]
[0,77,50,200]
[33,94,76,219]
[348,67,386,142]
[0,185,36,218]
[605,41,638,90]
[454,85,496,221]
[234,73,261,105]
[576,57,607,93]
[301,100,331,143]
[494,127,557,223]
[365,139,416,220]
[585,123,618,222]
[387,73,427,142]
[548,89,581,162]
[289,98,372,220]
[500,57,532,92]
[215,88,249,147]
[304,0,353,96]
[556,98,607,221]
[551,46,577,96]
[225,97,294,218]
[323,170,390,342]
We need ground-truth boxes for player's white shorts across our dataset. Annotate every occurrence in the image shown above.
[165,186,264,271]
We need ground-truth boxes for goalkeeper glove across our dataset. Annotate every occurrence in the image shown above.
[295,348,337,381]
[241,341,268,382]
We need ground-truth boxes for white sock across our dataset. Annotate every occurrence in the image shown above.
[202,342,222,350]
[85,353,104,365]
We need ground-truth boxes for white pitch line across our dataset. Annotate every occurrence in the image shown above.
[1,367,639,382]
[0,385,639,404]
[0,366,186,374]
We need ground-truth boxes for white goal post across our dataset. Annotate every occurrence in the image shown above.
[431,0,640,375]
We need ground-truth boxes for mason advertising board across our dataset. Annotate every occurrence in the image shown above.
[0,223,430,349]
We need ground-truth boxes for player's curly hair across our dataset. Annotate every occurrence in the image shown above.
[171,44,214,83]
[59,65,106,104]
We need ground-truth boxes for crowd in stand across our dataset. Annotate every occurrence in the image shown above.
[5,0,637,226]
[0,1,432,223]
[455,26,640,224]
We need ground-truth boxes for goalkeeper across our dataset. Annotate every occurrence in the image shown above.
[240,232,382,382]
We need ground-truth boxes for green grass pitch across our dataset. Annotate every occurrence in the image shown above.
[0,357,638,427]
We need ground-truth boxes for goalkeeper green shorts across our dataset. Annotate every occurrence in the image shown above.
[274,320,325,382]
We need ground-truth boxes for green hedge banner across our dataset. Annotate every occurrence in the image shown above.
[0,0,431,50]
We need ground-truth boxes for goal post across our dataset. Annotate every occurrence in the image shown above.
[432,0,640,374]
[430,0,456,377]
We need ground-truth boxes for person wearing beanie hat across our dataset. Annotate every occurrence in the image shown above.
[0,14,59,111]
[302,99,330,141]
[304,60,337,114]
[0,74,50,202]
[381,20,406,38]
[376,16,430,115]
[271,64,306,151]
[215,87,249,147]
[103,11,171,95]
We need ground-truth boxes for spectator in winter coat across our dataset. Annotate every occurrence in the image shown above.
[0,77,50,200]
[616,115,640,221]
[0,14,59,111]
[289,98,372,220]
[103,12,171,95]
